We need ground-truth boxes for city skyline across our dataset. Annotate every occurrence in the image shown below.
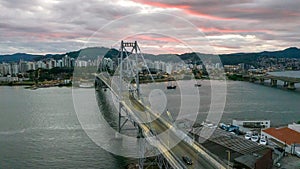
[1,0,300,55]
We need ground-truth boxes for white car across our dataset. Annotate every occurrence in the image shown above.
[259,136,267,145]
[259,138,267,145]
[245,133,252,140]
[251,135,259,142]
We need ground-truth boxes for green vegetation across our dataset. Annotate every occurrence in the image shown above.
[227,74,244,81]
[27,67,74,81]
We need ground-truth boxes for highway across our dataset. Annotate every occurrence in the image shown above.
[126,94,223,169]
[96,73,226,169]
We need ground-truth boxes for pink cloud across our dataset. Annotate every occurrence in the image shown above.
[183,9,237,21]
[4,31,88,41]
[211,44,240,50]
[132,0,237,21]
[128,34,181,43]
[132,0,190,9]
[199,27,272,34]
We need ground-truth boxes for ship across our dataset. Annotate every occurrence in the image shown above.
[167,82,176,89]
[79,82,94,88]
[194,81,202,87]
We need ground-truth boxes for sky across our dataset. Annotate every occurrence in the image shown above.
[1,0,300,55]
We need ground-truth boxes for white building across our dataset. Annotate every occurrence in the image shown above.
[56,60,63,68]
[19,61,28,73]
[46,59,56,69]
[76,60,88,67]
[288,123,300,133]
[262,127,300,153]
[0,63,12,75]
[11,63,19,75]
[36,61,46,69]
[166,63,173,74]
[27,62,36,70]
[232,119,271,128]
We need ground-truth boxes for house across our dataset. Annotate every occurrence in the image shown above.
[262,127,300,153]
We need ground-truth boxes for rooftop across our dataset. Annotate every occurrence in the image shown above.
[262,127,300,145]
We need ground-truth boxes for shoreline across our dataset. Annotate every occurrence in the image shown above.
[0,81,72,89]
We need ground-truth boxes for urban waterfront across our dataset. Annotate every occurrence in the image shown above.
[0,78,299,168]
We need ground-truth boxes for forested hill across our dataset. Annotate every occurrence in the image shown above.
[1,47,300,66]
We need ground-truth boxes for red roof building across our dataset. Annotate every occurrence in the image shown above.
[262,127,300,146]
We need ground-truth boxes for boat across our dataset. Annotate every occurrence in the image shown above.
[79,83,94,88]
[194,81,202,87]
[167,82,176,89]
[167,85,176,89]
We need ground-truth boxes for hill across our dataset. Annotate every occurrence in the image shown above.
[0,53,42,62]
[219,47,300,65]
[0,47,111,63]
[1,47,300,66]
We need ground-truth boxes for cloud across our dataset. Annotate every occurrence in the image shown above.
[0,0,299,54]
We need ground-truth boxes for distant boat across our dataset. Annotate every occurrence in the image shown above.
[79,83,94,88]
[167,82,176,89]
[194,81,202,87]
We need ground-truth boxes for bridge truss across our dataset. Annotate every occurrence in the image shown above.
[116,41,172,169]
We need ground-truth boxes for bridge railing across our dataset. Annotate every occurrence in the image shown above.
[96,73,225,169]
[136,98,226,169]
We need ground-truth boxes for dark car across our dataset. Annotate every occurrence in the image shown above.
[182,156,193,165]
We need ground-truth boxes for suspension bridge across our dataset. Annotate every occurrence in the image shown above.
[95,41,226,169]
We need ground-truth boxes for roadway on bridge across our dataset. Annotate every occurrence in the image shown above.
[267,71,300,83]
[124,91,220,169]
[97,73,225,169]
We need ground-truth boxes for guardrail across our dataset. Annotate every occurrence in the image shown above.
[97,73,225,169]
[139,99,226,169]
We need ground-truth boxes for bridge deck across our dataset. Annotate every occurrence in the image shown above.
[96,73,226,169]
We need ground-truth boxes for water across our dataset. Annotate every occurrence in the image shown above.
[0,86,128,169]
[0,79,300,168]
[140,80,300,127]
[221,80,300,126]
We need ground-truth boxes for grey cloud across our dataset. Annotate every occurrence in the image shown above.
[0,0,299,54]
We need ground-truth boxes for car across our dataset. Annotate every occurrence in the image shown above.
[245,133,252,140]
[259,138,267,145]
[182,156,193,165]
[230,131,236,135]
[251,135,259,142]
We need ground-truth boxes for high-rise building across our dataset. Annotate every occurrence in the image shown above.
[166,63,173,74]
[57,60,63,68]
[27,62,36,70]
[11,63,19,75]
[19,61,28,73]
[36,61,47,69]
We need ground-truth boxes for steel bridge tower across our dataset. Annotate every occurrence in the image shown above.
[116,41,171,169]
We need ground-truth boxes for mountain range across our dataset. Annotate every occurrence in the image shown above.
[1,47,300,66]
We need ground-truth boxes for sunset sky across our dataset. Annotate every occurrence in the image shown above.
[1,0,300,55]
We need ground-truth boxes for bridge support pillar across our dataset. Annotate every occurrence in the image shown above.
[271,79,277,87]
[287,82,296,90]
[138,127,145,169]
